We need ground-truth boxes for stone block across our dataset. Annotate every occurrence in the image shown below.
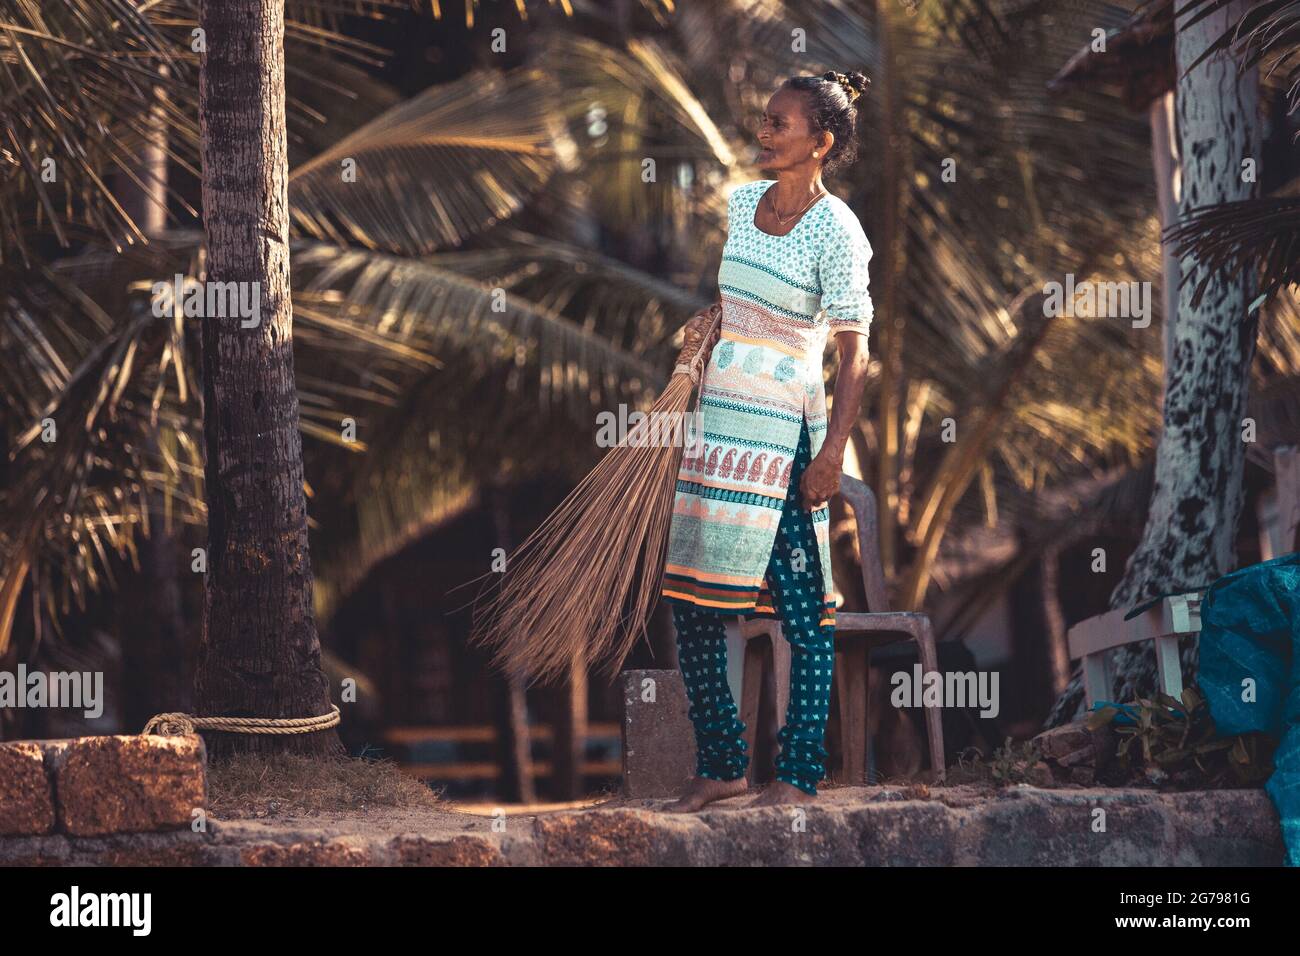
[46,734,207,837]
[621,669,695,798]
[0,742,55,836]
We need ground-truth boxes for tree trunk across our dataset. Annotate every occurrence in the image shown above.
[553,643,587,801]
[1149,89,1181,382]
[118,64,170,240]
[1111,0,1260,608]
[119,515,191,732]
[1045,1,1260,728]
[489,485,535,802]
[873,0,913,579]
[1040,544,1069,697]
[193,0,341,757]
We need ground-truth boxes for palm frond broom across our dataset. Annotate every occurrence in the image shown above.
[466,305,722,686]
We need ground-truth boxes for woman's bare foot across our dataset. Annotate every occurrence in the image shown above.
[746,780,818,807]
[663,775,749,812]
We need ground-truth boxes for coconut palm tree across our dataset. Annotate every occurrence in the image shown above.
[190,0,344,757]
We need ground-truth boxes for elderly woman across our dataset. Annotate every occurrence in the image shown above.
[661,70,875,810]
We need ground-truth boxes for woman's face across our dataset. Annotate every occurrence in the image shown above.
[755,87,830,171]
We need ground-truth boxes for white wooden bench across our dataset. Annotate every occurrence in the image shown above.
[1067,592,1202,709]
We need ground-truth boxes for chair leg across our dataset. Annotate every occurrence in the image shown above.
[836,641,869,786]
[1081,651,1111,712]
[772,623,791,735]
[914,619,947,784]
[740,636,765,784]
[1153,635,1184,702]
[834,653,848,780]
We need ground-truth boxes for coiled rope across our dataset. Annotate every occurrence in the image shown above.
[142,704,341,737]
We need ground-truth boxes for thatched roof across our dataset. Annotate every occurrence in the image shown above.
[1048,0,1175,112]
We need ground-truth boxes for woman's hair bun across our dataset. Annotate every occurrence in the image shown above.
[822,70,870,105]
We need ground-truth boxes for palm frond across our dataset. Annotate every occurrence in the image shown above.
[0,0,413,256]
[284,47,404,167]
[291,240,663,408]
[415,226,710,352]
[288,67,569,254]
[0,0,196,255]
[1165,196,1300,309]
[0,286,203,654]
[532,32,743,232]
[1167,0,1300,116]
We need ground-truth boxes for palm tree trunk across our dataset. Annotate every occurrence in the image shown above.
[873,0,913,579]
[1149,89,1180,382]
[1110,0,1261,610]
[1040,544,1070,696]
[193,0,341,757]
[489,485,535,802]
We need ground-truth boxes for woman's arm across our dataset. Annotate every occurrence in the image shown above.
[799,330,870,510]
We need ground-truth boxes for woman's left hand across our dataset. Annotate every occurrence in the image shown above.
[799,448,843,511]
[676,303,723,368]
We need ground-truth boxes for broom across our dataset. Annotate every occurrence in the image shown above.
[466,304,723,686]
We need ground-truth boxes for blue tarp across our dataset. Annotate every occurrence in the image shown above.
[1089,699,1140,725]
[1197,550,1300,866]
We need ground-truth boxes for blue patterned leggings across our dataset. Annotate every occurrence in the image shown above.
[670,420,835,795]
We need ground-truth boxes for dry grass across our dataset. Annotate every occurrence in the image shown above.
[206,752,446,820]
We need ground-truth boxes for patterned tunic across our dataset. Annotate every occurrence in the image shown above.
[661,179,874,628]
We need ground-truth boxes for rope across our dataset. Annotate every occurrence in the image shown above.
[142,704,341,737]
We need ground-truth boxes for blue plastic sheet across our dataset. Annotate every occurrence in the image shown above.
[1088,700,1141,726]
[1197,551,1300,866]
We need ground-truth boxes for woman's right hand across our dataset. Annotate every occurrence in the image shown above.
[676,303,723,368]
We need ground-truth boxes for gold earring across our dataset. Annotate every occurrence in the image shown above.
[813,151,819,157]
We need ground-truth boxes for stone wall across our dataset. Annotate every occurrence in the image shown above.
[0,784,1283,866]
[0,734,206,839]
[0,711,1284,867]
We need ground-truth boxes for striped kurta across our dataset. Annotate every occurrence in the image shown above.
[662,179,874,629]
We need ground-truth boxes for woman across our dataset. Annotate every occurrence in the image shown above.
[661,70,874,810]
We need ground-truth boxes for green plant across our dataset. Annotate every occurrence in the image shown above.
[988,736,1044,785]
[1085,686,1274,789]
[950,736,1044,787]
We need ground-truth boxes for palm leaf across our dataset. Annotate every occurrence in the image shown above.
[413,226,710,353]
[291,240,663,403]
[288,67,569,254]
[1164,196,1300,309]
[1166,0,1300,116]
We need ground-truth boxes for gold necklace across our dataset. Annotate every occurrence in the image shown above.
[768,187,826,227]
